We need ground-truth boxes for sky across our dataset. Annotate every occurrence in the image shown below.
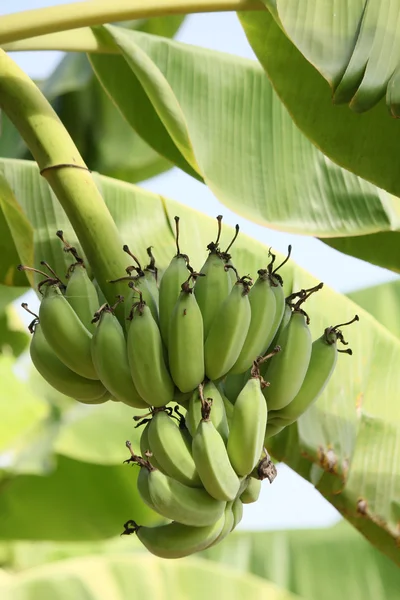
[4,0,396,532]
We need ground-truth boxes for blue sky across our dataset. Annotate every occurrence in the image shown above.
[5,0,393,531]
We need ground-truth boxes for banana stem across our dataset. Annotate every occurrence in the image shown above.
[0,0,263,46]
[0,49,129,315]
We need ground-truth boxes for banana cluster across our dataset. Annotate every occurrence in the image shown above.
[122,377,272,559]
[21,218,358,559]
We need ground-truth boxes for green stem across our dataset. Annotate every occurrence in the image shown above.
[2,29,115,54]
[0,49,129,312]
[0,0,263,45]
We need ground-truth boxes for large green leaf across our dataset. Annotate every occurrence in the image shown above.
[348,278,400,339]
[0,554,300,600]
[1,158,400,561]
[260,1,400,114]
[238,9,400,202]
[87,25,400,272]
[0,456,158,541]
[201,521,400,600]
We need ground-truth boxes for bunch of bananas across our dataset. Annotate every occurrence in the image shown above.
[20,218,358,559]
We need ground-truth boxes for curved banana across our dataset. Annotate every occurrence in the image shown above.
[231,498,243,530]
[220,390,234,427]
[64,263,99,333]
[229,270,277,375]
[158,217,189,345]
[186,381,229,443]
[30,320,107,401]
[192,415,240,501]
[194,218,232,338]
[143,246,159,309]
[262,309,312,411]
[209,501,234,547]
[204,277,252,380]
[227,376,267,476]
[142,467,226,527]
[240,477,262,504]
[124,275,159,325]
[136,464,157,511]
[148,410,202,487]
[168,279,205,393]
[124,515,225,559]
[39,284,98,380]
[223,370,249,404]
[264,419,286,439]
[91,305,148,408]
[139,421,166,472]
[127,301,174,407]
[267,316,358,426]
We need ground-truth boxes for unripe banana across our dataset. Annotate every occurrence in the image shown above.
[227,376,267,476]
[139,421,166,473]
[229,270,277,375]
[209,501,234,547]
[267,316,358,427]
[221,391,234,427]
[148,410,202,487]
[262,310,312,411]
[231,497,243,530]
[136,465,156,511]
[204,277,252,381]
[127,301,174,407]
[64,263,99,333]
[168,280,205,393]
[30,321,107,401]
[223,370,249,404]
[264,419,286,439]
[124,515,225,559]
[186,381,229,443]
[240,477,262,504]
[141,467,226,527]
[194,251,231,338]
[192,412,240,501]
[39,284,98,380]
[124,275,159,325]
[265,275,286,350]
[91,306,148,408]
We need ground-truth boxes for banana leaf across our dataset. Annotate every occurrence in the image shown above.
[238,7,400,205]
[0,554,300,600]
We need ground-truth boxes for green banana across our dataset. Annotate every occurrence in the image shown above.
[267,315,359,427]
[123,275,159,325]
[30,320,107,401]
[209,501,234,547]
[221,390,234,427]
[168,278,205,393]
[127,300,174,407]
[229,270,277,375]
[240,477,262,504]
[194,217,232,338]
[64,263,99,333]
[143,246,159,310]
[148,410,202,487]
[262,309,312,411]
[124,515,225,559]
[192,406,240,501]
[264,420,286,439]
[39,284,98,380]
[231,498,243,530]
[91,305,148,408]
[223,370,249,404]
[142,466,226,527]
[186,381,229,443]
[139,421,166,472]
[227,375,267,476]
[158,217,189,345]
[204,276,252,380]
[136,464,157,511]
